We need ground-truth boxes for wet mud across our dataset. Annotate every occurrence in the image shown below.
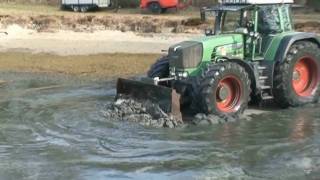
[103,98,183,128]
[103,96,238,128]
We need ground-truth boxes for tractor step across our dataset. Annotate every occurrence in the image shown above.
[258,66,267,70]
[259,76,268,80]
[255,61,275,102]
[261,95,274,100]
[261,85,271,89]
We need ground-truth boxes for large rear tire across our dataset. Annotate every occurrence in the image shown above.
[198,62,251,118]
[273,41,320,108]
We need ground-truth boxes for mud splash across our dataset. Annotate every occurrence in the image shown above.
[103,98,183,128]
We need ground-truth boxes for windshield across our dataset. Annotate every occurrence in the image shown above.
[221,10,253,33]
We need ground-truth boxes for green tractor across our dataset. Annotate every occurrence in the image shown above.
[117,0,320,121]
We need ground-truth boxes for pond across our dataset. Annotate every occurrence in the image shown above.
[0,72,319,179]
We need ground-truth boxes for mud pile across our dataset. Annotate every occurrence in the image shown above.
[103,97,236,128]
[103,98,183,128]
[192,113,236,125]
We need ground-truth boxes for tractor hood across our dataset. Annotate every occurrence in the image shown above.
[168,34,244,76]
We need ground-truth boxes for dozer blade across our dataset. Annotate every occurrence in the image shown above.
[116,78,182,122]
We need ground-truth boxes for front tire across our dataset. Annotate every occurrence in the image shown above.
[147,56,169,78]
[198,62,251,118]
[148,2,162,14]
[80,6,89,12]
[72,5,80,12]
[161,8,167,13]
[273,41,320,108]
[147,56,170,86]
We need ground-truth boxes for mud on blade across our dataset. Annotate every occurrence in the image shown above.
[116,78,182,121]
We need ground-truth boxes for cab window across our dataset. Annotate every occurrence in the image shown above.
[221,10,254,33]
[222,11,242,33]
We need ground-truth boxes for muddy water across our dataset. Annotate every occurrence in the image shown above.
[0,72,319,180]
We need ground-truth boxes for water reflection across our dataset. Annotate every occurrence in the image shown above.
[290,111,314,142]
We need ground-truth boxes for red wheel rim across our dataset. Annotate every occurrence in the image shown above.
[292,57,319,97]
[216,75,242,113]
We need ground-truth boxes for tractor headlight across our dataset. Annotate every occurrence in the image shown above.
[182,72,188,78]
[176,71,188,78]
[170,71,176,76]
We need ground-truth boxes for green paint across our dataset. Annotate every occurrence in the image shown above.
[263,31,300,61]
[178,34,244,76]
[252,8,259,60]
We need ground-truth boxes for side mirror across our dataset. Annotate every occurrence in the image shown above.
[235,28,249,35]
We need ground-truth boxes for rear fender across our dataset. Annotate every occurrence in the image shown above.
[275,32,320,63]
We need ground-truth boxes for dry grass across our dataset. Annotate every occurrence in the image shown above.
[0,3,61,15]
[0,52,160,78]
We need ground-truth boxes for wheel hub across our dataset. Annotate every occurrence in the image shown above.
[292,57,319,97]
[218,85,229,101]
[216,76,242,113]
[292,70,300,81]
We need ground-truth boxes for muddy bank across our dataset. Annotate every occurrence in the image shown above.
[0,52,159,78]
[0,14,207,34]
[295,21,320,34]
[1,13,320,34]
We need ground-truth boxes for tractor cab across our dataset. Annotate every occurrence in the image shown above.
[201,0,294,60]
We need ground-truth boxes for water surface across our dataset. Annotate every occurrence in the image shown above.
[0,72,319,180]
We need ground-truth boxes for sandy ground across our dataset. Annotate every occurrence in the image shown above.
[0,25,197,55]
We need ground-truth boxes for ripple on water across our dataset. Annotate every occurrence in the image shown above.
[0,72,319,179]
